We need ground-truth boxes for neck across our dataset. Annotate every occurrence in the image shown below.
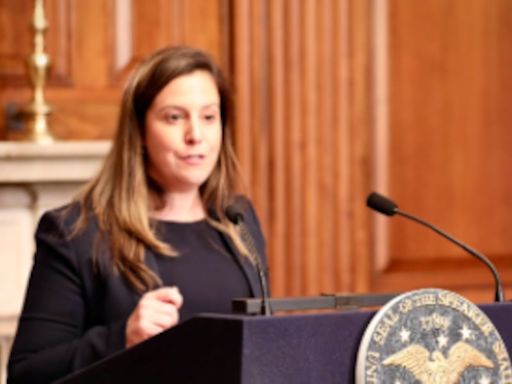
[150,189,206,222]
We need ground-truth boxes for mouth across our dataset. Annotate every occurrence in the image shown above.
[180,154,205,164]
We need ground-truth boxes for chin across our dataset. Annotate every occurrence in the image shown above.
[179,175,211,190]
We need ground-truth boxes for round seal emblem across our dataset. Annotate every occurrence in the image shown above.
[355,288,512,383]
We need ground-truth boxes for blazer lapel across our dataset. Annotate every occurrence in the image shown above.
[218,230,261,298]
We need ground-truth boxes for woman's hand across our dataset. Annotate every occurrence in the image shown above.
[125,286,183,348]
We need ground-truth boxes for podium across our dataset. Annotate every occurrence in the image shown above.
[57,302,512,384]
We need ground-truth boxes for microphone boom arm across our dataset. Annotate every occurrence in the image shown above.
[396,208,504,302]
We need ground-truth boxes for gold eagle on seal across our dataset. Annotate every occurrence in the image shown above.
[382,341,494,384]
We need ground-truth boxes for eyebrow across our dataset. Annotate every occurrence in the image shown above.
[155,103,220,114]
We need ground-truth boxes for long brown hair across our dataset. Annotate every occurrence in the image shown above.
[74,46,247,293]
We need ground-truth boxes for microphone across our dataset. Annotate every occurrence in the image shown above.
[366,192,504,302]
[225,204,272,315]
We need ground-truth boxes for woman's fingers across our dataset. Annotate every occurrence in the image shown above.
[125,286,184,348]
[149,286,184,308]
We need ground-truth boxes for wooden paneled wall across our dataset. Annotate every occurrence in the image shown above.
[1,0,512,303]
[374,0,512,303]
[229,0,373,297]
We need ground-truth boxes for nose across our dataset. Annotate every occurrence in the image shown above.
[185,117,203,144]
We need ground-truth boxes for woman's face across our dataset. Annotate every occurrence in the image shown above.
[144,70,222,193]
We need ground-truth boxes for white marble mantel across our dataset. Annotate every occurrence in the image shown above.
[0,141,111,182]
[0,141,110,384]
[0,141,111,314]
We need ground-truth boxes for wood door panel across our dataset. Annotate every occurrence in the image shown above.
[0,0,71,86]
[371,0,512,302]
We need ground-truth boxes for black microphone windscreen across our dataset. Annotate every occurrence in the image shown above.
[225,204,245,224]
[367,192,398,216]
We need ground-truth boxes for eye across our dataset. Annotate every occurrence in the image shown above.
[202,111,219,123]
[164,112,184,124]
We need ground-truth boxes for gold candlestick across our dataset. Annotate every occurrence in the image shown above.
[18,0,54,143]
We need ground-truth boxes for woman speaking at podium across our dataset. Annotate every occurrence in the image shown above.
[8,46,268,384]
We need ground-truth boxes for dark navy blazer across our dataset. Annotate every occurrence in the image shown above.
[8,196,267,384]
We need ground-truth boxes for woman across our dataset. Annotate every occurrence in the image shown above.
[8,46,268,384]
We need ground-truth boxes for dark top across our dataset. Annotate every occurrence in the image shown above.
[155,220,251,322]
[7,196,267,384]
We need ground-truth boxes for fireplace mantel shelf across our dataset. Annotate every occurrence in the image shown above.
[0,141,111,183]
